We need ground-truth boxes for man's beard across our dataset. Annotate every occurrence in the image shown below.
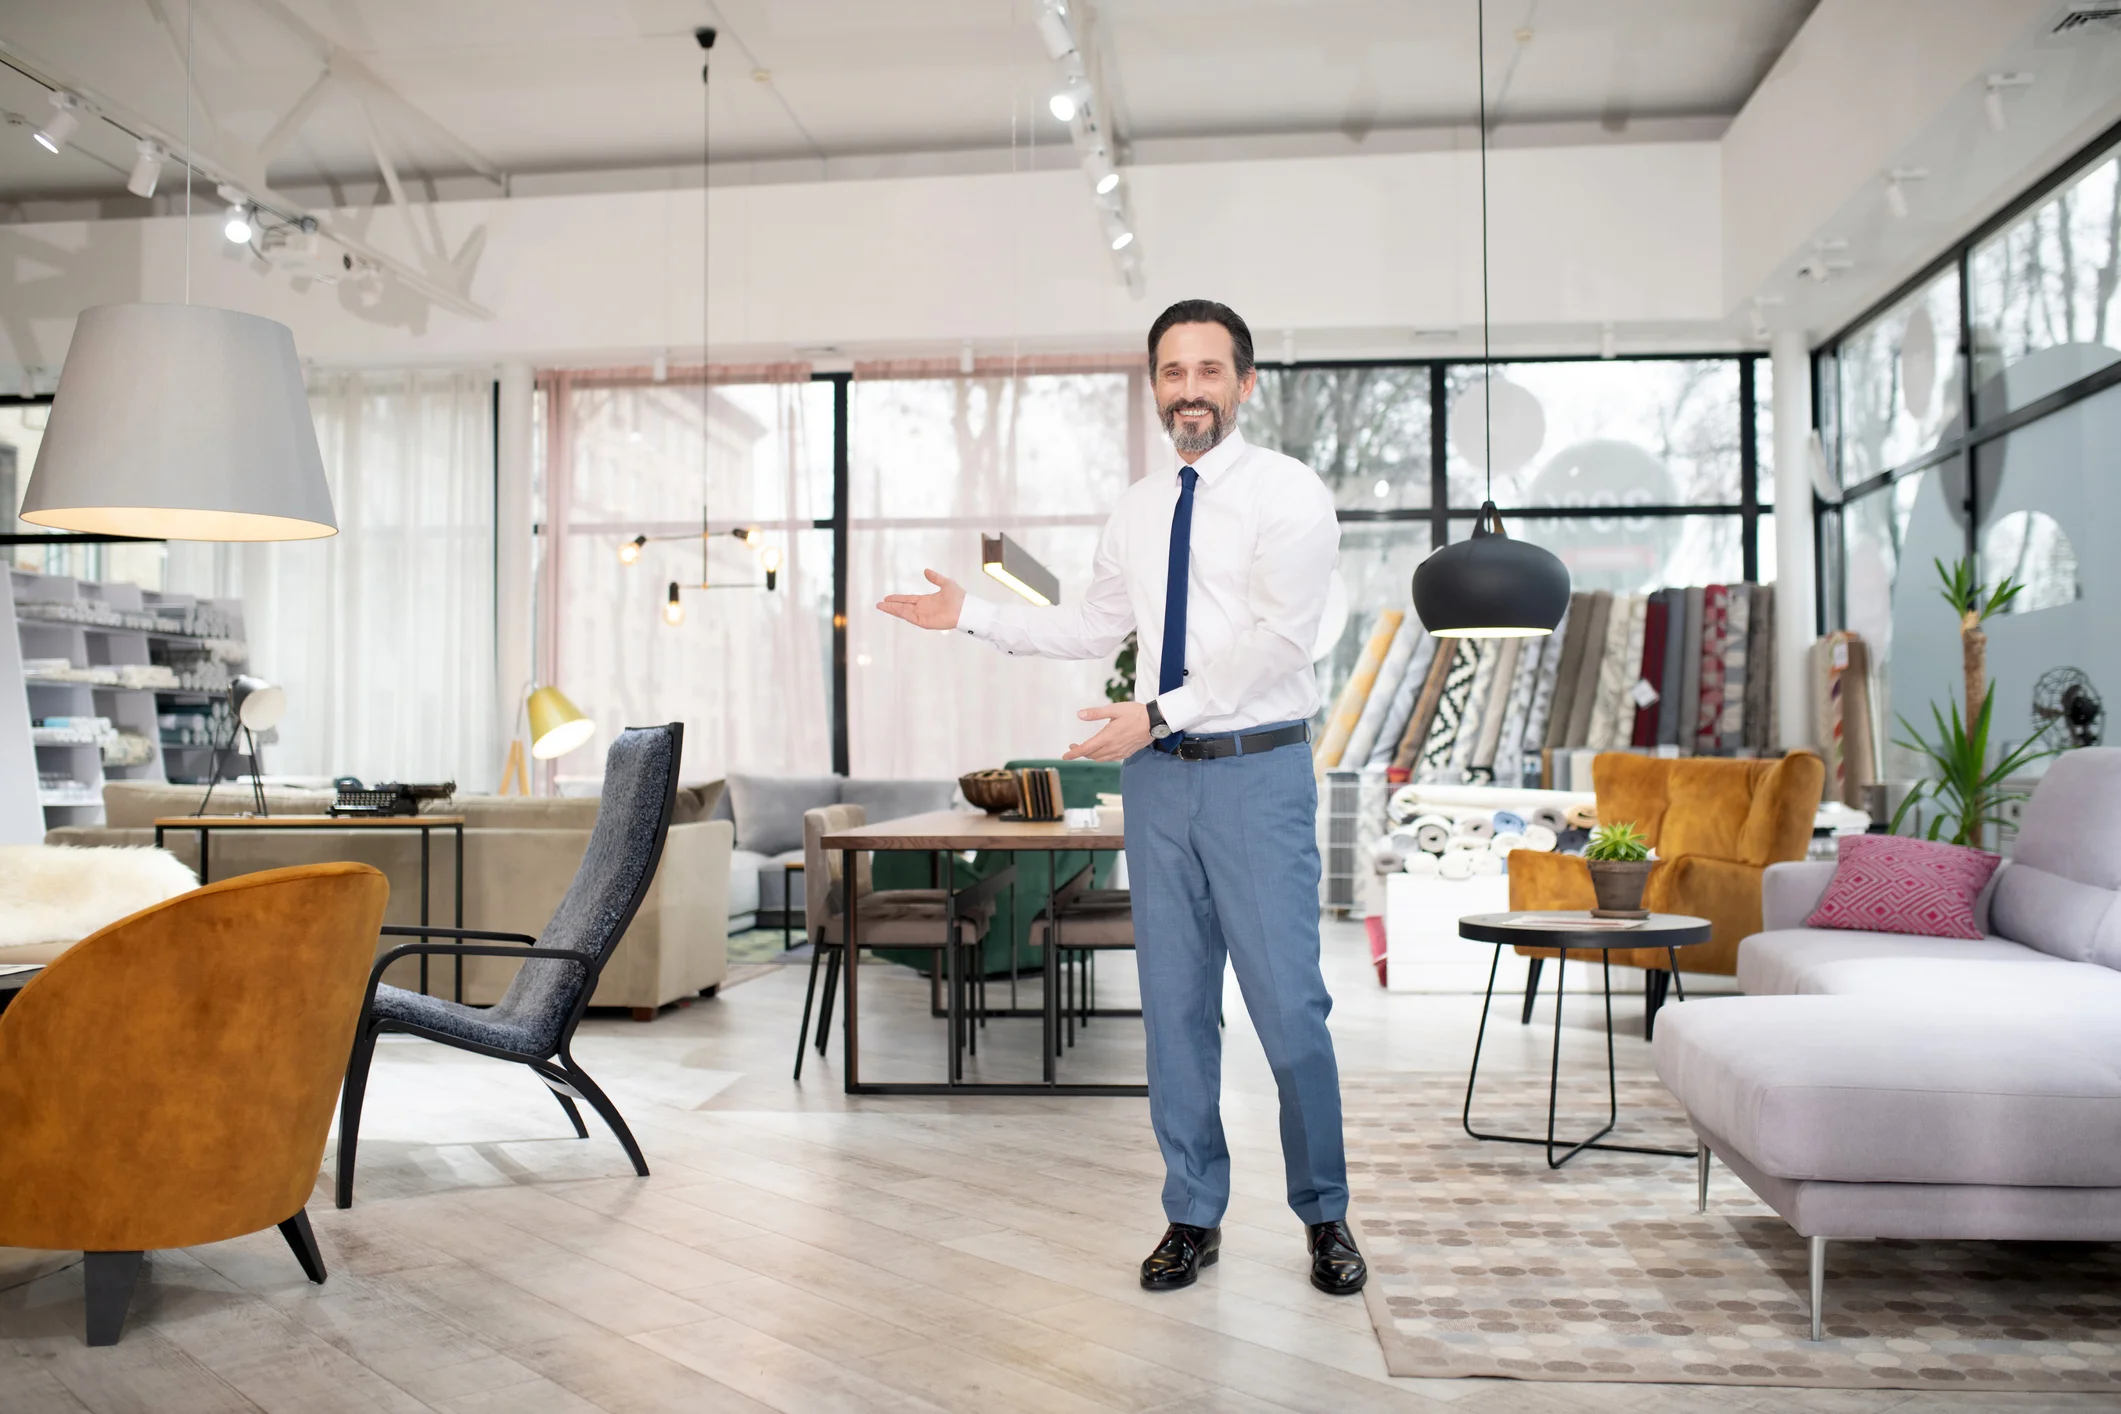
[1159,396,1233,455]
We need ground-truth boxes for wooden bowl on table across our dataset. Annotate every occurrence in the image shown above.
[959,770,1021,815]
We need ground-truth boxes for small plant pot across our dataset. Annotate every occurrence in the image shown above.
[1587,859,1657,918]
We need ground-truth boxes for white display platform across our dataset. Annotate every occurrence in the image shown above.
[1382,872,1641,995]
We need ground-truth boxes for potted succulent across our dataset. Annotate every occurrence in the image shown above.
[1584,821,1656,918]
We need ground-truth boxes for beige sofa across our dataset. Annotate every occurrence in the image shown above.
[45,781,731,1018]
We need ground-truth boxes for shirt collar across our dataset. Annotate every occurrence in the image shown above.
[1178,429,1248,487]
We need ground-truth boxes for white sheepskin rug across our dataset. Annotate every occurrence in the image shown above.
[0,845,199,954]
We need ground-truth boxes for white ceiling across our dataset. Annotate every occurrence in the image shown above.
[0,0,1819,206]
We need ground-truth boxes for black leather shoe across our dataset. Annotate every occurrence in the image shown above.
[1140,1223,1219,1290]
[1307,1220,1366,1295]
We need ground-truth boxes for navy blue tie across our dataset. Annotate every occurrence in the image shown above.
[1153,465,1198,754]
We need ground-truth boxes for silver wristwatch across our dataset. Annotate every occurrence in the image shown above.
[1146,700,1173,740]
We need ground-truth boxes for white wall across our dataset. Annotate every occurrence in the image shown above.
[0,141,1724,372]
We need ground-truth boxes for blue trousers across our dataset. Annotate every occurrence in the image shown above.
[1121,728,1348,1228]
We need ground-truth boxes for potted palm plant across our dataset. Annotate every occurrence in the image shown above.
[1584,821,1656,917]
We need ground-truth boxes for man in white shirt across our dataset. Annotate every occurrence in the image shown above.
[877,300,1363,1297]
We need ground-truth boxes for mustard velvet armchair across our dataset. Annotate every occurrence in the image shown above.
[0,862,389,1345]
[1510,750,1823,1034]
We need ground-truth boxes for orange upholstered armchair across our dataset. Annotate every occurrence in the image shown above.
[1510,750,1823,1034]
[0,863,389,1344]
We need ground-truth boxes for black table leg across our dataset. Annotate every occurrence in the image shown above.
[842,847,861,1093]
[1666,947,1687,1002]
[419,824,432,996]
[198,827,211,885]
[454,824,466,1002]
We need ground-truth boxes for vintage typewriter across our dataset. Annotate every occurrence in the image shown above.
[329,779,457,817]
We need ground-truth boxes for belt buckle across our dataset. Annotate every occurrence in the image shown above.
[1177,738,1207,760]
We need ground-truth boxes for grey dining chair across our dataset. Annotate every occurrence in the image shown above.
[1028,865,1140,1050]
[335,723,682,1208]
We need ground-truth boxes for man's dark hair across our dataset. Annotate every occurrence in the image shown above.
[1147,299,1255,377]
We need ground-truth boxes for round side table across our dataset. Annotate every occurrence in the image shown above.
[1458,910,1711,1168]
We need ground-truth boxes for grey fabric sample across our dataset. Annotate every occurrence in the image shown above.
[1468,638,1522,778]
[1561,591,1613,749]
[1490,632,1546,788]
[1345,619,1420,769]
[1656,588,1687,746]
[728,772,843,855]
[1745,584,1775,752]
[1676,586,1704,755]
[1418,640,1483,783]
[1366,629,1437,768]
[1446,638,1503,782]
[1590,594,1646,749]
[1540,593,1592,752]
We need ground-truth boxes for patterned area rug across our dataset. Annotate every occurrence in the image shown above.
[1347,1073,2121,1392]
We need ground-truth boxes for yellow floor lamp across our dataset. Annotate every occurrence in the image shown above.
[501,686,597,795]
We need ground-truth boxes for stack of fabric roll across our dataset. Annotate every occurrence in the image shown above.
[1370,783,1594,881]
[1312,585,1780,790]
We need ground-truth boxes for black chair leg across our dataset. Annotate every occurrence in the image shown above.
[278,1209,327,1284]
[558,1058,649,1178]
[1521,957,1544,1024]
[335,1020,380,1210]
[794,938,827,1080]
[1644,969,1671,1041]
[83,1251,143,1347]
[815,947,841,1055]
[551,1088,590,1138]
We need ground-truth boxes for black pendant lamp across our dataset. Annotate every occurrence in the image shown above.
[1411,0,1570,638]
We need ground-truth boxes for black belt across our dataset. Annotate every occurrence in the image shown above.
[1174,722,1310,760]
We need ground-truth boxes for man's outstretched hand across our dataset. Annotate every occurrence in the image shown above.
[1065,702,1153,761]
[877,569,965,631]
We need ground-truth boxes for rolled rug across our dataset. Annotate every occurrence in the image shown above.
[1386,785,1425,825]
[1373,850,1406,874]
[1387,829,1423,856]
[1454,815,1494,842]
[1469,851,1503,876]
[1403,851,1441,877]
[1522,823,1559,852]
[1565,803,1599,830]
[1556,826,1591,853]
[1411,814,1453,853]
[1491,809,1526,835]
[1489,831,1526,855]
[1446,835,1489,853]
[1438,850,1476,881]
[1527,805,1567,834]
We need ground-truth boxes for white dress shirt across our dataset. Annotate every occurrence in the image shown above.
[957,430,1340,735]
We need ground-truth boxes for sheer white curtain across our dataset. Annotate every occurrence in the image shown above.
[848,365,1149,777]
[190,371,499,786]
[541,370,833,784]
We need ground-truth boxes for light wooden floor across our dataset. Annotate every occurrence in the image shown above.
[0,926,2109,1413]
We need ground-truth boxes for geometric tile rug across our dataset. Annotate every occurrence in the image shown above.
[1346,1073,2121,1391]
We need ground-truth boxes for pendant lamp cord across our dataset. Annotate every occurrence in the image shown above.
[701,32,712,589]
[183,0,193,304]
[1476,0,1493,526]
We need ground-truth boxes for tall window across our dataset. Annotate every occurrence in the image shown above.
[539,368,833,784]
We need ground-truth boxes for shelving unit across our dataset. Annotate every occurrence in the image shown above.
[8,567,256,832]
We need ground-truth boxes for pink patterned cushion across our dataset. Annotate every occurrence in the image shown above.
[1806,834,2002,940]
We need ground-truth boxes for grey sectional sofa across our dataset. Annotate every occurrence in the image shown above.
[716,774,956,932]
[1652,747,2121,1339]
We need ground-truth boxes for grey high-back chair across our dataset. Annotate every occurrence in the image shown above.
[335,724,683,1208]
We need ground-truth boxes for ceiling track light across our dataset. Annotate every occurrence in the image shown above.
[1083,149,1119,196]
[1984,72,2032,133]
[1883,166,1929,220]
[1049,78,1092,124]
[224,202,254,244]
[126,140,164,199]
[32,91,84,154]
[1035,3,1077,61]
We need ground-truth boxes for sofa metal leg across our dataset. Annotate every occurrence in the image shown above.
[83,1251,143,1346]
[1521,957,1543,1024]
[1809,1234,1828,1341]
[1696,1144,1711,1213]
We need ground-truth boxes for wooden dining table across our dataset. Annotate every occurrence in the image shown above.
[820,808,1145,1097]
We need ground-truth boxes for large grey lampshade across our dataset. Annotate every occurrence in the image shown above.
[20,303,336,541]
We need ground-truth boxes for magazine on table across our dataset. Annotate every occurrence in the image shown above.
[1494,913,1645,931]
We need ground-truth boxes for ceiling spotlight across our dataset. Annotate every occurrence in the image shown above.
[1084,150,1119,196]
[618,533,647,565]
[224,202,254,244]
[1984,73,2032,133]
[32,92,83,154]
[1884,167,1928,220]
[126,141,163,198]
[1110,229,1134,251]
[1035,5,1076,61]
[1049,80,1091,123]
[663,582,686,626]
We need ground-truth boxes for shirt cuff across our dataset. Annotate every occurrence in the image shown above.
[957,594,1000,638]
[1154,683,1205,733]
